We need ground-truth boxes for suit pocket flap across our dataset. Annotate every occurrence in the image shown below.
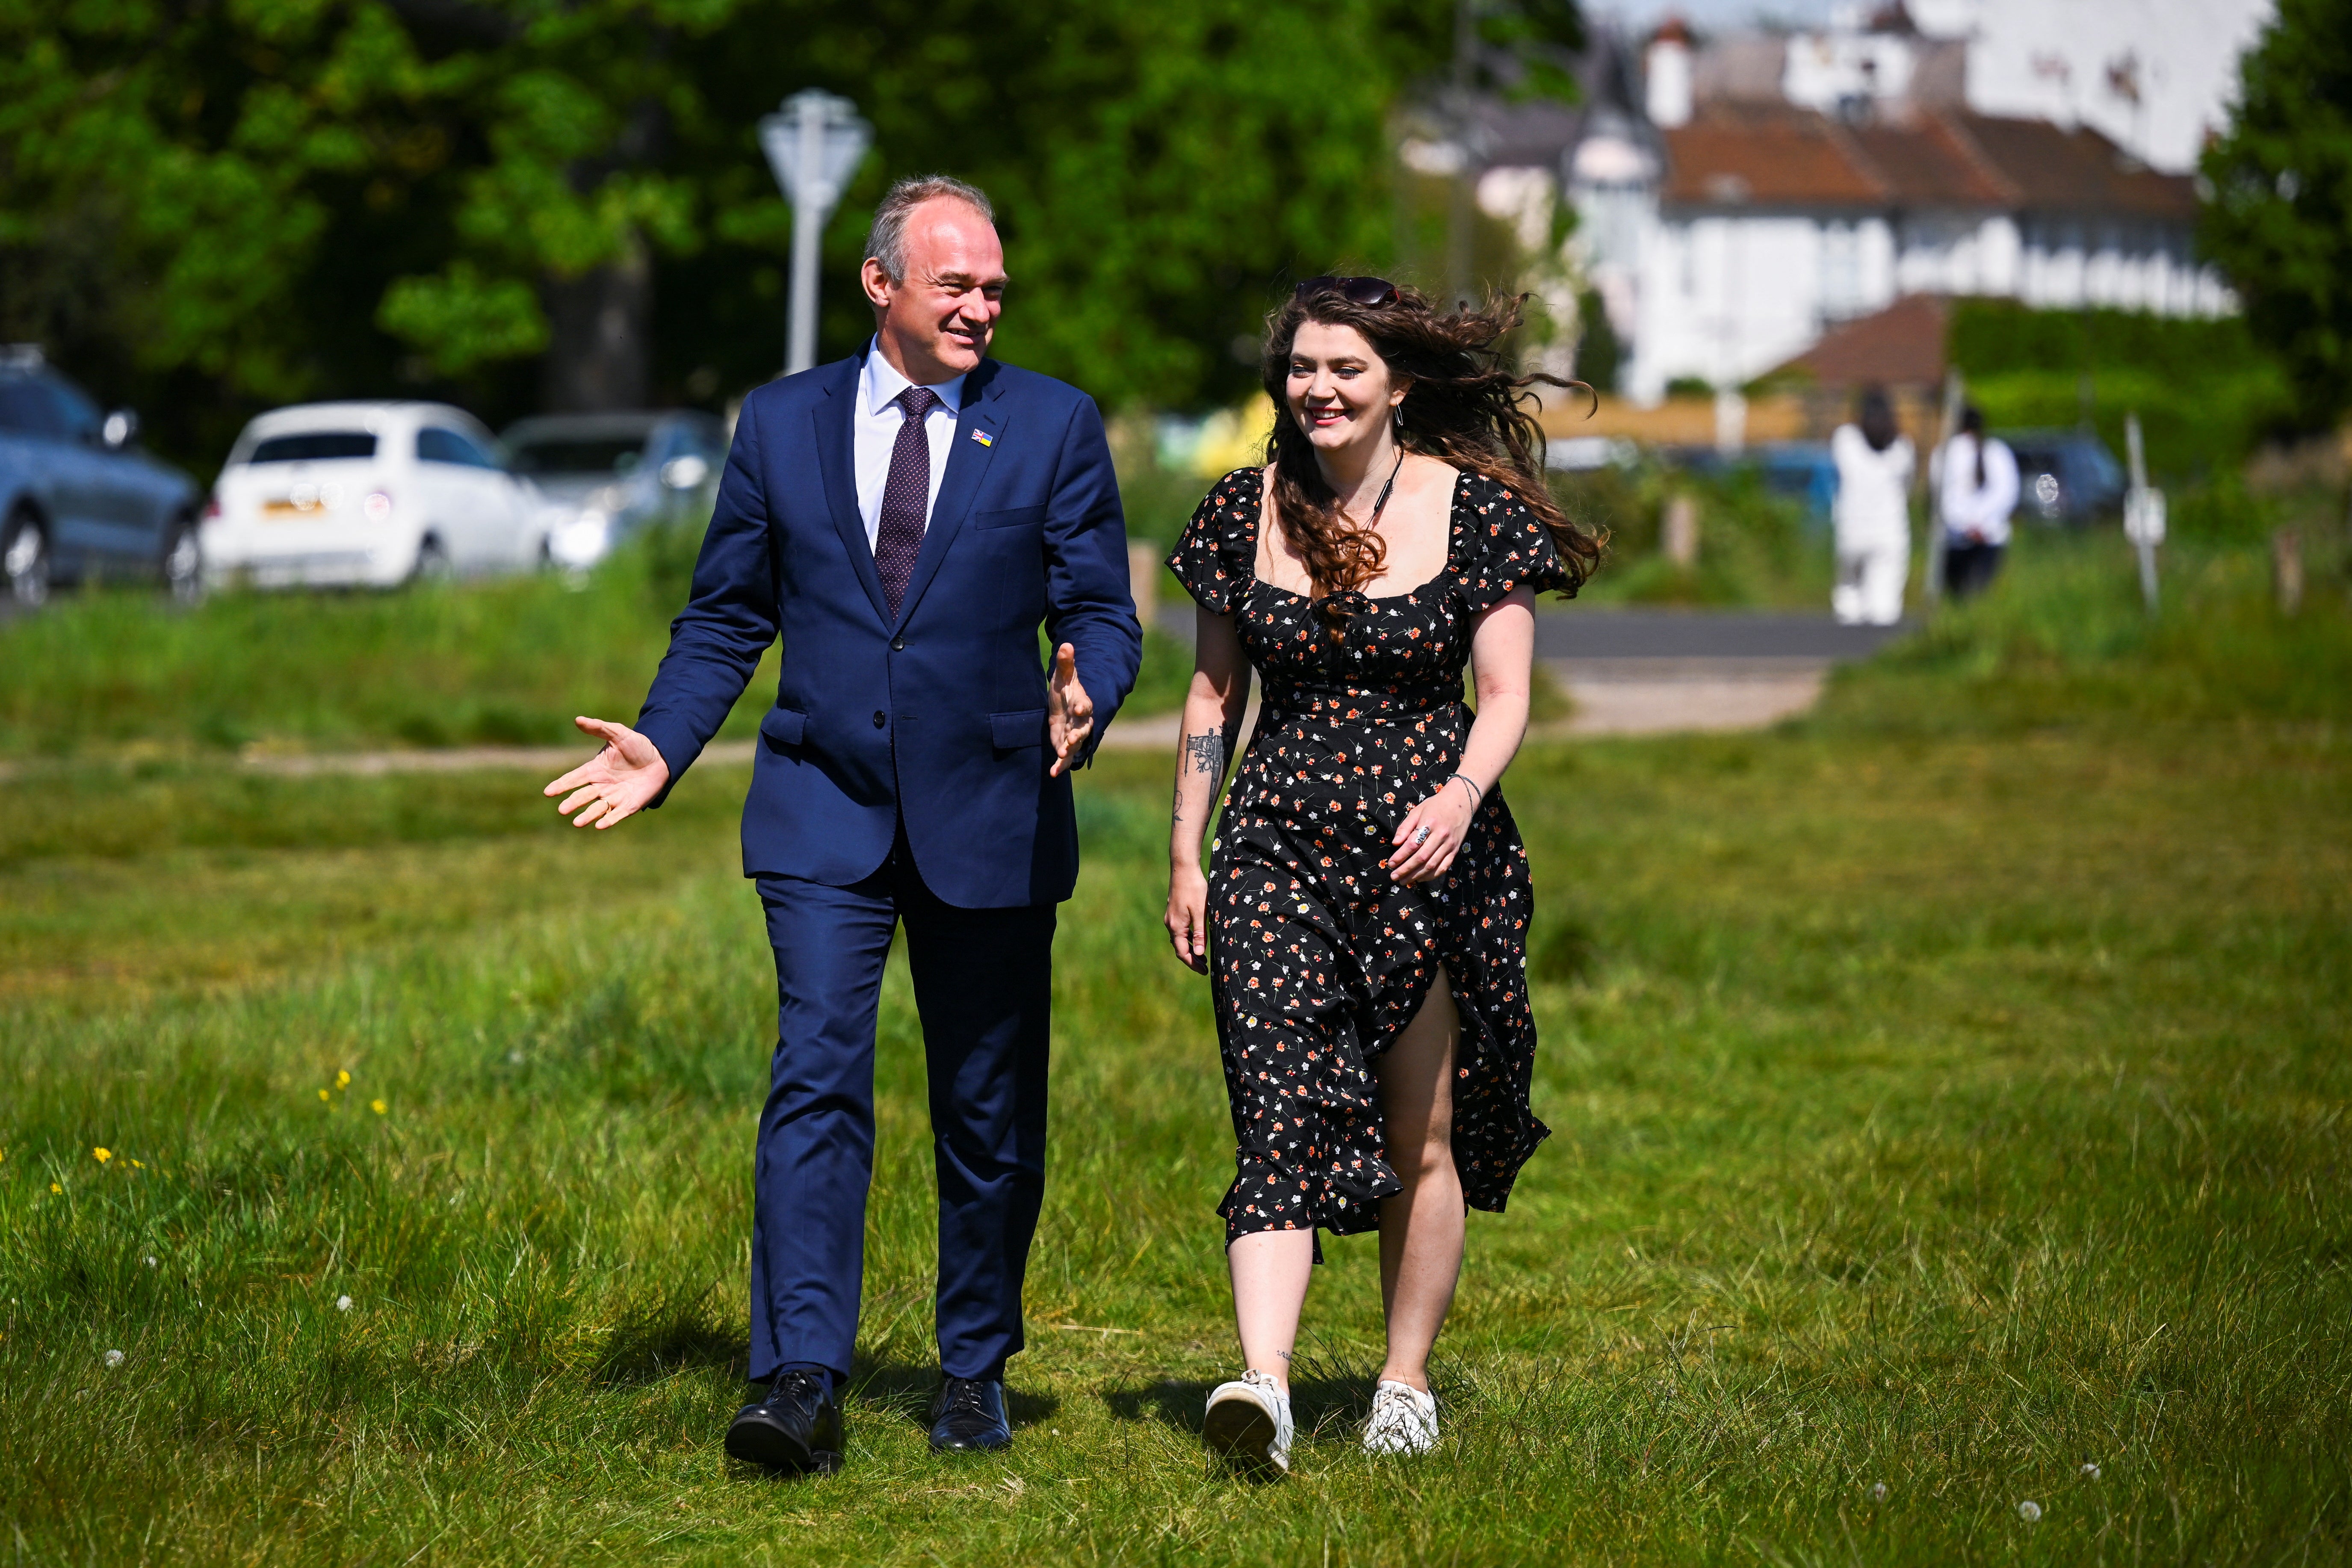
[974,504,1046,531]
[759,707,807,750]
[989,708,1046,749]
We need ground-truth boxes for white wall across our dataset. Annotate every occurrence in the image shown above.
[1907,0,2273,173]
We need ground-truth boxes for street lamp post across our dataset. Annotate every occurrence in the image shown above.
[758,90,873,376]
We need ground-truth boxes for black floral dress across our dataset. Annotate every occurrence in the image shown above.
[1168,466,1569,1244]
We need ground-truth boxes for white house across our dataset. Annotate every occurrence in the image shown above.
[1529,4,2248,403]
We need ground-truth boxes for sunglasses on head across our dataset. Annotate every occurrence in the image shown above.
[1294,275,1398,307]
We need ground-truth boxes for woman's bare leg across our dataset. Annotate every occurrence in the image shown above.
[1227,1229,1317,1391]
[1374,966,1464,1393]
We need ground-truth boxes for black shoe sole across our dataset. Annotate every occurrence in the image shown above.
[726,1414,842,1476]
[1203,1396,1281,1475]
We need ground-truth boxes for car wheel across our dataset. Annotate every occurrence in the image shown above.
[161,517,204,605]
[411,534,453,585]
[3,511,50,609]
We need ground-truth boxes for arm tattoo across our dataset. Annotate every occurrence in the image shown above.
[1184,732,1226,777]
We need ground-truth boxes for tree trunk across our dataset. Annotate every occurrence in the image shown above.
[540,236,650,412]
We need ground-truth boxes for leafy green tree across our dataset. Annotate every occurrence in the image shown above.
[2201,0,2352,429]
[1,0,1575,472]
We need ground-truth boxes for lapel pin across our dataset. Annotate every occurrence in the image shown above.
[970,429,993,447]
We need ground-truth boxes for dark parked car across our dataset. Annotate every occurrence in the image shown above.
[1998,428,2126,525]
[0,347,201,605]
[502,410,727,572]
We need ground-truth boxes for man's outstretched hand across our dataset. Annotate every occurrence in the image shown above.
[1046,642,1094,778]
[544,716,671,830]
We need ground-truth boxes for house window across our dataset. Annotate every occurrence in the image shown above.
[1821,221,1862,320]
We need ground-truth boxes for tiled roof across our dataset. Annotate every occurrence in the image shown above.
[1660,105,1886,207]
[1775,293,1951,388]
[1660,103,2200,222]
[1951,113,2199,222]
[1847,116,2013,207]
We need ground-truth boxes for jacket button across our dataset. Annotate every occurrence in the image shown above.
[891,636,905,651]
[872,710,886,729]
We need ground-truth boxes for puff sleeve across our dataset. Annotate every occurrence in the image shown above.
[1165,468,1263,616]
[1452,473,1572,613]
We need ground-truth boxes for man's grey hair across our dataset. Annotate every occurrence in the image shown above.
[863,175,996,283]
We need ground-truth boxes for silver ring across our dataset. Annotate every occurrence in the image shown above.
[1412,827,1430,845]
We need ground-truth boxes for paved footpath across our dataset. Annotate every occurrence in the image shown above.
[1120,606,1911,745]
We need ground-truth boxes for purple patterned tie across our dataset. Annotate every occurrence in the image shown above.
[874,385,940,618]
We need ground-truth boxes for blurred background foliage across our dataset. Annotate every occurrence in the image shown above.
[0,0,1588,480]
[1946,299,2297,481]
[2198,0,2352,431]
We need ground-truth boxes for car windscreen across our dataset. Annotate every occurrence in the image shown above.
[506,437,647,476]
[249,432,378,463]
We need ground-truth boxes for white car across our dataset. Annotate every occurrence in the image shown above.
[201,401,546,588]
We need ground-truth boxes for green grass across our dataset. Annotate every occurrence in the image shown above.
[2,527,2349,1563]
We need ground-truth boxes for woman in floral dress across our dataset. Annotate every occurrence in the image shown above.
[1164,278,1601,1474]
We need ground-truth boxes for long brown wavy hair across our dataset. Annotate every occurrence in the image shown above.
[1260,281,1604,641]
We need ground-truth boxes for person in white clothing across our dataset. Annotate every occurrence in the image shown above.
[1829,387,1915,626]
[1938,406,2019,601]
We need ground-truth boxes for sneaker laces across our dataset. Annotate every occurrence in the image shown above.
[1238,1369,1282,1395]
[1367,1383,1431,1440]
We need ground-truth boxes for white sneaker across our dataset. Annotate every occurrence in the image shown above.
[1203,1370,1293,1475]
[1362,1379,1439,1456]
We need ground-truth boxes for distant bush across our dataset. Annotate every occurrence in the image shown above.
[1950,301,2296,481]
[1554,460,1831,609]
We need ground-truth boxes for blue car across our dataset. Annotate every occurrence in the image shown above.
[0,347,202,606]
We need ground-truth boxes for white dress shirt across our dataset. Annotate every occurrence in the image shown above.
[853,339,967,551]
[1938,433,2020,546]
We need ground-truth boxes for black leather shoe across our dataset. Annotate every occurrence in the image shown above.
[928,1376,1013,1453]
[726,1370,844,1474]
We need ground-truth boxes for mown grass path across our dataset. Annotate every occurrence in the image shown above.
[3,533,2349,1564]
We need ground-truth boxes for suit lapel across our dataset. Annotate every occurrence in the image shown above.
[812,349,892,626]
[894,358,1007,627]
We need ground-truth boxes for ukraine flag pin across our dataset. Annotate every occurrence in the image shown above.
[970,429,993,447]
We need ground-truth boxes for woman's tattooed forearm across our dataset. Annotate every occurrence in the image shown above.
[1184,732,1226,777]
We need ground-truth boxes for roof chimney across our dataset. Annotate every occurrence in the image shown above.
[1647,17,1694,128]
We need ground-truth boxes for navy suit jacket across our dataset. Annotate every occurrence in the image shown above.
[633,348,1142,909]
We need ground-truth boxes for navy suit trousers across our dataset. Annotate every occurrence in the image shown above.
[750,832,1055,1388]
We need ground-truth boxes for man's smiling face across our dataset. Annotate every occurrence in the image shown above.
[864,198,1006,383]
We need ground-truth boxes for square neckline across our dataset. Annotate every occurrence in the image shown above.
[1244,464,1471,605]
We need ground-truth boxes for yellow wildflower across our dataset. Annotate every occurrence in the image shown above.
[92,1147,112,1163]
[336,1070,351,1090]
[370,1099,387,1116]
[130,1159,145,1170]
[319,1089,331,1102]
[50,1183,61,1194]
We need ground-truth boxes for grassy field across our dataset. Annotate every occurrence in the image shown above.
[2,523,2348,1564]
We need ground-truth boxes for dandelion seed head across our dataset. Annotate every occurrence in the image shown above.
[2018,1500,2042,1523]
[2080,1462,2101,1479]
[335,1295,353,1312]
[103,1349,124,1367]
[507,1050,523,1066]
[144,1256,157,1268]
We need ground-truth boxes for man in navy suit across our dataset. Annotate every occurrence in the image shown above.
[544,175,1141,1473]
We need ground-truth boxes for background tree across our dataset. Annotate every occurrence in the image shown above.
[1,0,1589,475]
[2201,0,2352,431]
